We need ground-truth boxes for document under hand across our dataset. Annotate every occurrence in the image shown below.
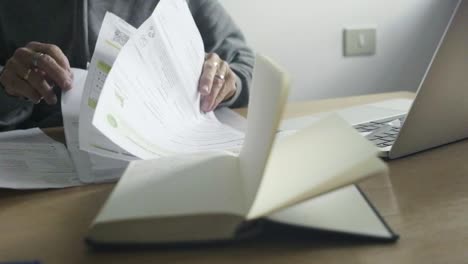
[91,0,244,160]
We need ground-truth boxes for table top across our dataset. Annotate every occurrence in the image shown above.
[1,91,467,264]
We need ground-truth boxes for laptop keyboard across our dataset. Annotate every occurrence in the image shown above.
[353,115,406,148]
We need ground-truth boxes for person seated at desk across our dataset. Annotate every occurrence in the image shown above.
[0,0,254,131]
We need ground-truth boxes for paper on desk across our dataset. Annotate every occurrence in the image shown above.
[78,12,137,161]
[370,99,413,112]
[214,108,297,144]
[62,68,128,184]
[0,128,56,143]
[0,142,81,189]
[0,128,81,189]
[279,98,412,131]
[280,115,323,132]
[214,108,247,133]
[92,0,244,160]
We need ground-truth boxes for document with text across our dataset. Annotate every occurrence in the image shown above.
[0,142,81,189]
[78,12,137,160]
[0,128,56,143]
[64,68,128,184]
[92,0,244,159]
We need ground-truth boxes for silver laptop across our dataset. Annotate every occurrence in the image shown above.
[345,0,468,159]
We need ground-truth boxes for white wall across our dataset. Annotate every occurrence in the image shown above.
[220,0,459,101]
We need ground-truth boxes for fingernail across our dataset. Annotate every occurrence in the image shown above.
[63,79,72,90]
[206,103,213,112]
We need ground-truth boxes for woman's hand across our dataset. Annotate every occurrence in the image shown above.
[199,53,238,112]
[0,41,73,105]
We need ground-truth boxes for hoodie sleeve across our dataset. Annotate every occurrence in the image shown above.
[189,0,255,108]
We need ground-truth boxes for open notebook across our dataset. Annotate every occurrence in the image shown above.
[86,55,398,246]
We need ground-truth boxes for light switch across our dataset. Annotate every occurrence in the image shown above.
[343,28,376,56]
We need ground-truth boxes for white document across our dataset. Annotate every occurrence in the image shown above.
[0,128,81,189]
[63,68,128,184]
[78,12,137,160]
[279,99,413,132]
[0,128,56,143]
[370,99,413,112]
[0,142,81,189]
[92,0,244,159]
[280,115,323,132]
[214,107,297,145]
[214,108,247,133]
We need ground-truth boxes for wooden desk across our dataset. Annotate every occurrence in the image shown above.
[1,91,468,264]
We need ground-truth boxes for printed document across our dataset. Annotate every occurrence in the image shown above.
[0,141,80,189]
[63,68,128,184]
[0,128,56,143]
[78,12,137,160]
[92,0,243,159]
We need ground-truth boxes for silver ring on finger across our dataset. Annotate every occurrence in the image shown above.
[32,52,45,68]
[22,68,32,81]
[26,97,44,104]
[214,74,225,81]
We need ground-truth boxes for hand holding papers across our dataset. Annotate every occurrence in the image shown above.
[91,0,244,160]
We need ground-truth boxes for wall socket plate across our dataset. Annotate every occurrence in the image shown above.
[343,28,376,56]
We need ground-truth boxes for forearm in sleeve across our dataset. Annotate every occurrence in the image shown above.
[190,0,255,108]
[0,66,34,131]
